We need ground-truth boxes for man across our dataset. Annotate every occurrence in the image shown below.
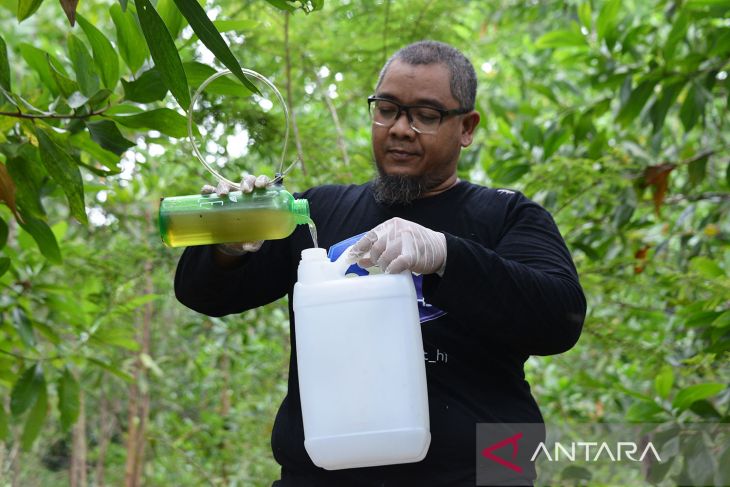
[175,40,586,486]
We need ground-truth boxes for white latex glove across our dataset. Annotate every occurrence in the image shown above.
[348,217,447,275]
[200,174,270,255]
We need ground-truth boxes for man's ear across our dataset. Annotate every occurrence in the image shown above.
[460,111,480,147]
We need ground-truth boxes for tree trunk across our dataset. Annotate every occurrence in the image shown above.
[69,390,87,487]
[124,218,154,487]
[95,391,117,487]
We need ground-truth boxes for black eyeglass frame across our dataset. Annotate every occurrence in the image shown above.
[367,96,471,133]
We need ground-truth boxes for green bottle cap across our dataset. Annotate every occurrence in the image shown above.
[292,198,310,223]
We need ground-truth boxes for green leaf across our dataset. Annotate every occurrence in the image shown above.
[0,215,7,249]
[649,80,685,134]
[265,0,296,12]
[0,35,10,91]
[121,67,168,103]
[7,151,47,220]
[58,368,80,431]
[183,61,253,97]
[679,83,706,132]
[156,0,185,39]
[616,78,658,127]
[0,256,9,277]
[12,307,35,348]
[86,88,113,110]
[664,12,688,61]
[672,383,725,411]
[17,211,62,263]
[47,54,80,99]
[77,14,120,91]
[578,2,592,30]
[172,0,259,95]
[626,399,664,422]
[689,256,724,278]
[596,0,621,41]
[684,0,730,15]
[20,381,46,451]
[19,43,60,95]
[110,108,191,138]
[135,0,190,109]
[70,130,122,171]
[110,3,148,74]
[0,403,8,442]
[10,363,43,416]
[17,0,43,22]
[654,365,674,399]
[36,127,88,225]
[67,33,99,97]
[688,153,709,187]
[87,357,134,382]
[91,326,140,350]
[85,119,135,155]
[535,29,587,49]
[712,310,730,329]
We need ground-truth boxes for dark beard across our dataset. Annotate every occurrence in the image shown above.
[371,173,427,206]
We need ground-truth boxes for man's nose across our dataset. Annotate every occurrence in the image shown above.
[389,111,416,137]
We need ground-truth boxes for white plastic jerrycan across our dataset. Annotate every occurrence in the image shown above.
[292,247,431,470]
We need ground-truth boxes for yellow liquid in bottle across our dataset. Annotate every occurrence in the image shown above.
[161,208,300,247]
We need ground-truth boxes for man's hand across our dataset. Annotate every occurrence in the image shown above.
[201,174,270,255]
[348,217,447,275]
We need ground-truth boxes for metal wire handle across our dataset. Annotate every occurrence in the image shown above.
[186,68,298,188]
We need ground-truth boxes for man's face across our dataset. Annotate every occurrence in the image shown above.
[371,60,478,196]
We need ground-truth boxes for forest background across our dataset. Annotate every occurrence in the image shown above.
[0,0,728,485]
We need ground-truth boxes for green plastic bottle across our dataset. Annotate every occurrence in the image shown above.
[158,186,310,248]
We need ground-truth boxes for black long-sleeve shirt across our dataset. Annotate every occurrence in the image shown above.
[175,181,586,486]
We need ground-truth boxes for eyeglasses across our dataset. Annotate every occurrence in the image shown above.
[367,96,470,135]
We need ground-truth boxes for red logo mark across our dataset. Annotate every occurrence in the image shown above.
[481,432,524,473]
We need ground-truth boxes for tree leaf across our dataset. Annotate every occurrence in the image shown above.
[36,127,88,225]
[172,0,259,94]
[87,357,134,382]
[121,67,167,103]
[10,363,43,416]
[578,2,592,30]
[664,12,688,61]
[0,215,7,249]
[12,307,35,348]
[265,0,296,12]
[0,34,10,91]
[0,162,22,221]
[77,14,120,91]
[641,163,675,213]
[58,368,80,431]
[0,402,8,442]
[183,61,252,97]
[18,210,62,263]
[687,152,709,187]
[535,29,587,49]
[47,53,80,98]
[135,0,190,109]
[654,365,674,399]
[679,83,706,132]
[7,151,47,220]
[85,119,135,155]
[596,0,621,41]
[20,380,47,451]
[672,383,725,411]
[17,0,43,22]
[0,256,8,277]
[649,80,685,134]
[67,33,99,97]
[156,0,185,39]
[689,256,724,278]
[110,3,148,74]
[59,0,78,25]
[110,108,191,138]
[626,399,664,422]
[616,78,658,127]
[18,43,59,95]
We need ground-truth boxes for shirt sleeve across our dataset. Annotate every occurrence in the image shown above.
[174,236,293,317]
[422,200,586,356]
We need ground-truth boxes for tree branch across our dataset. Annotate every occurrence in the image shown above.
[284,12,307,175]
[0,106,108,120]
